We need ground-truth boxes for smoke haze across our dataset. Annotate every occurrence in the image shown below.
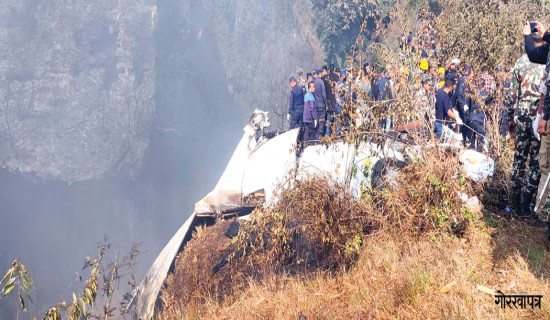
[0,0,241,317]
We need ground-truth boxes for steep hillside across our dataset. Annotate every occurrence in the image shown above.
[0,0,396,182]
[177,0,326,127]
[163,217,550,319]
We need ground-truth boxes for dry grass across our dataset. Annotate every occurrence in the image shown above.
[158,152,550,320]
[161,220,549,320]
[160,177,376,319]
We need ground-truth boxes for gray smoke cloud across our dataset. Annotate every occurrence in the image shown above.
[0,0,241,317]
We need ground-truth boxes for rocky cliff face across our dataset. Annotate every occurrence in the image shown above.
[0,0,325,183]
[181,0,325,127]
[0,0,157,183]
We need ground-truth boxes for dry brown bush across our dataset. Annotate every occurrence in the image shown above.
[160,177,376,320]
[378,148,476,236]
[159,149,489,319]
[161,218,550,320]
[231,177,375,272]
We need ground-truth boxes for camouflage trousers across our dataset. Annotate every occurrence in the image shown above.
[536,133,550,222]
[511,115,541,204]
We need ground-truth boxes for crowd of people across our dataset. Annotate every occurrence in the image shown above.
[284,10,550,242]
[287,65,354,141]
[286,9,504,150]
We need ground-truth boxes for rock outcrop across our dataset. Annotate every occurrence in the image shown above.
[181,0,325,127]
[0,0,157,183]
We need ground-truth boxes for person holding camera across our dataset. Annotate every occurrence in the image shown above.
[524,21,550,65]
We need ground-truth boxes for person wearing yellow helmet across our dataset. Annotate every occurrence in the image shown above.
[420,59,429,71]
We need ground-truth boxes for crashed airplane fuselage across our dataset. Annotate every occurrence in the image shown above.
[134,110,495,319]
[193,110,410,219]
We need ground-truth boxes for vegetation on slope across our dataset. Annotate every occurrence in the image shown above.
[183,222,549,319]
[159,147,550,319]
[159,160,549,319]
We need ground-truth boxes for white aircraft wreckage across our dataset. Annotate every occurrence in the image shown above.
[132,110,495,319]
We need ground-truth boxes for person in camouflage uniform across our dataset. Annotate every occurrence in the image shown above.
[509,47,545,216]
[415,75,435,123]
[499,71,512,137]
[396,76,434,136]
[523,21,550,241]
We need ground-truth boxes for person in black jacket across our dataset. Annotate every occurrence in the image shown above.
[287,76,304,129]
[455,66,474,145]
[524,21,550,65]
[326,64,340,136]
[323,65,336,137]
[313,69,327,136]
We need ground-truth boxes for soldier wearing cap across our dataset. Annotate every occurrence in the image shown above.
[509,29,546,216]
[404,75,434,136]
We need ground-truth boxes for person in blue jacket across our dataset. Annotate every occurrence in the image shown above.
[303,82,318,142]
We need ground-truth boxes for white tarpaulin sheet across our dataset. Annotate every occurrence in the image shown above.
[459,149,495,182]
